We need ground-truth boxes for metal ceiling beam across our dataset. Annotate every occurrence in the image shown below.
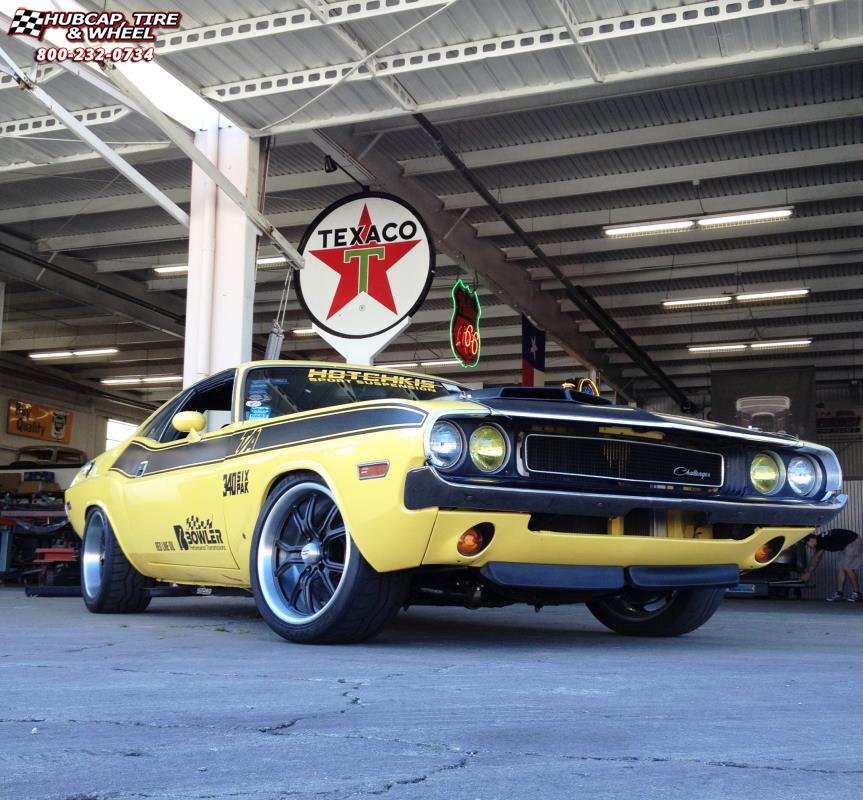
[443,144,863,210]
[582,298,863,333]
[596,319,863,351]
[154,0,447,54]
[35,207,316,252]
[532,238,863,283]
[0,329,177,352]
[0,188,191,226]
[0,231,184,339]
[618,349,860,374]
[543,251,863,290]
[0,144,174,182]
[5,113,858,224]
[402,99,863,177]
[474,180,863,239]
[262,35,863,135]
[0,104,130,137]
[0,49,191,231]
[503,211,863,260]
[0,64,60,90]
[29,173,863,254]
[203,27,573,103]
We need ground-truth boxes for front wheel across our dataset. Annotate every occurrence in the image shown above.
[250,474,410,644]
[586,587,724,637]
[81,508,152,613]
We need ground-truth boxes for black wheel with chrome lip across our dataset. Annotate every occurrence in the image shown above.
[250,473,410,644]
[586,587,725,637]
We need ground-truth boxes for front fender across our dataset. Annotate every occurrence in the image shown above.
[235,425,439,577]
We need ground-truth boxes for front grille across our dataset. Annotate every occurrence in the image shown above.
[524,434,723,488]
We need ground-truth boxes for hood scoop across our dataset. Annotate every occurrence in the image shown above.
[469,386,612,406]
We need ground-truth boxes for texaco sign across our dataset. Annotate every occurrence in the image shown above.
[297,192,435,340]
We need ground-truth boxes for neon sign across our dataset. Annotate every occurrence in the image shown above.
[449,279,481,368]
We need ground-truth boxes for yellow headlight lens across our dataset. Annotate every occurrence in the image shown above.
[750,453,782,494]
[469,425,508,472]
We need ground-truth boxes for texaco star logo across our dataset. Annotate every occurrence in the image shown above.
[308,203,421,319]
[298,193,435,339]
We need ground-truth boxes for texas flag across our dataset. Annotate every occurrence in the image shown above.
[521,315,546,386]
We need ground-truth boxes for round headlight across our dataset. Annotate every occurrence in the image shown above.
[787,456,818,497]
[469,425,508,473]
[750,452,784,495]
[428,421,463,470]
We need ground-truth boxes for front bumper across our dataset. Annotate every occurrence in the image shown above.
[405,467,847,526]
[480,563,740,592]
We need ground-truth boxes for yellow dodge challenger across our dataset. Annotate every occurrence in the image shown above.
[65,361,846,643]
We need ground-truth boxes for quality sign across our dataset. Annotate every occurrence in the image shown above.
[297,192,435,340]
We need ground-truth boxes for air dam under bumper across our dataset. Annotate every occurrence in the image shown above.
[480,562,740,592]
[404,467,847,526]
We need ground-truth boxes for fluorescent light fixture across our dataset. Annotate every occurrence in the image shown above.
[30,348,119,359]
[604,219,694,237]
[749,339,812,350]
[101,378,142,386]
[735,288,810,302]
[688,344,748,353]
[382,362,419,369]
[663,296,732,309]
[154,256,287,274]
[697,208,793,227]
[421,359,460,367]
[293,328,316,335]
[29,351,74,360]
[101,375,183,386]
[72,348,119,357]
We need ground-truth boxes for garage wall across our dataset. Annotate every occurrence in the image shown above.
[0,378,148,465]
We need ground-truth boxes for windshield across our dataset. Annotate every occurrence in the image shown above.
[243,366,460,421]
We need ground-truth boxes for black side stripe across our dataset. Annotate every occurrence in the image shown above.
[110,404,427,479]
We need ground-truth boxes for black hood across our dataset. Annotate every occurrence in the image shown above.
[465,386,802,447]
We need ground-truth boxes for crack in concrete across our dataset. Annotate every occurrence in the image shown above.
[537,752,863,776]
[360,751,478,797]
[259,719,301,735]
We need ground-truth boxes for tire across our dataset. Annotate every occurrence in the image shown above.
[250,473,410,644]
[81,507,152,613]
[586,587,725,637]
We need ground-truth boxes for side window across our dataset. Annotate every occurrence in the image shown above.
[159,377,235,443]
[139,393,188,443]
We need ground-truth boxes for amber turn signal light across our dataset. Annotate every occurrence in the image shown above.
[358,461,389,480]
[754,536,785,564]
[457,528,484,556]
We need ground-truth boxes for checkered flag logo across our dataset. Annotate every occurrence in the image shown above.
[8,8,46,39]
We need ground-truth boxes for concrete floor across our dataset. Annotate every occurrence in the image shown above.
[1,588,861,800]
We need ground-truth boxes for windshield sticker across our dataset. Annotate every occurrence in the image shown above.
[248,406,272,420]
[307,368,437,393]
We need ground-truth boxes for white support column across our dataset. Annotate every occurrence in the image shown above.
[183,127,259,386]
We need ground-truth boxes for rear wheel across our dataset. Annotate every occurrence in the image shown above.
[81,508,152,613]
[250,474,410,644]
[586,587,724,637]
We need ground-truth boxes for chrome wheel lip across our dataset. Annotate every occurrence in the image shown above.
[82,512,106,600]
[256,482,351,626]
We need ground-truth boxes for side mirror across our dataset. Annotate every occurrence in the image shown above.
[172,411,205,442]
